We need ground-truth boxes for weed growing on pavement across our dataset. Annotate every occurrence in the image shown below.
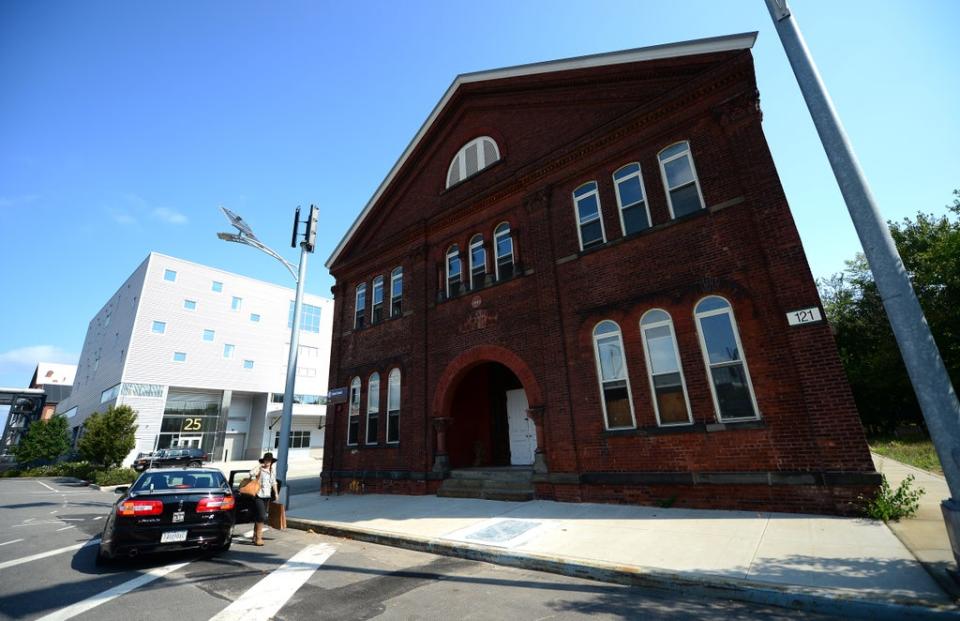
[862,474,924,522]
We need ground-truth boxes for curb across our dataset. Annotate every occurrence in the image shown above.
[286,517,960,620]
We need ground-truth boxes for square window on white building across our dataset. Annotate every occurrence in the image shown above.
[202,329,215,342]
[250,313,261,322]
[184,299,197,310]
[223,343,235,358]
[173,352,187,362]
[152,321,166,334]
[212,281,223,292]
[164,269,177,282]
[232,296,242,311]
[243,360,254,369]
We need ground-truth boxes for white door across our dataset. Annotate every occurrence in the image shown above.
[506,389,535,466]
[223,433,245,462]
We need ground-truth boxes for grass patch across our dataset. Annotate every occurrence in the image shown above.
[869,436,943,476]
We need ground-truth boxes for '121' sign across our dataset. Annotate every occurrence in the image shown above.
[787,307,823,326]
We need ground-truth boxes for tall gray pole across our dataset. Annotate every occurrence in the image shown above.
[764,0,960,562]
[276,242,309,509]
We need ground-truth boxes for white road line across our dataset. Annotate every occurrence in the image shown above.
[36,481,56,492]
[60,518,85,522]
[36,561,189,621]
[56,526,76,532]
[0,539,98,571]
[0,539,24,547]
[209,543,336,621]
[92,516,104,521]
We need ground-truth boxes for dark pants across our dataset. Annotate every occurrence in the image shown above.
[253,496,269,524]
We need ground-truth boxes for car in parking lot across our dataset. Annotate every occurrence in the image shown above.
[97,467,235,563]
[133,447,208,472]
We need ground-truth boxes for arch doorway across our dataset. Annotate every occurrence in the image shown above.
[446,362,536,469]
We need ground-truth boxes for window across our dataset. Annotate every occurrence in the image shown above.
[387,368,401,444]
[250,313,261,322]
[183,299,197,311]
[202,329,215,342]
[694,296,759,421]
[371,276,384,323]
[347,377,361,445]
[243,360,255,370]
[173,352,187,363]
[659,141,705,218]
[231,296,242,311]
[152,321,166,334]
[446,245,462,297]
[446,136,500,188]
[366,372,380,445]
[640,310,692,426]
[223,343,235,359]
[613,163,651,235]
[274,430,310,449]
[163,269,177,282]
[121,383,164,398]
[289,301,321,333]
[493,223,515,281]
[592,321,635,429]
[354,284,367,329]
[573,182,606,250]
[390,267,403,317]
[469,235,486,289]
[212,281,223,293]
[100,383,120,404]
[270,393,323,405]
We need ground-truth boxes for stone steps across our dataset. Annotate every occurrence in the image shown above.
[437,468,534,502]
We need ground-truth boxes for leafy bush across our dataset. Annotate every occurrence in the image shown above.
[20,464,61,477]
[862,474,925,522]
[93,467,137,487]
[0,470,22,478]
[78,405,138,468]
[12,416,71,465]
[58,461,98,481]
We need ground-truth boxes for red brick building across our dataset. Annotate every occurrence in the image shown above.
[321,33,879,515]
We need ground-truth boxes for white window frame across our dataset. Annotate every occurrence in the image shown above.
[446,136,501,188]
[366,372,380,445]
[386,368,401,444]
[151,320,166,334]
[693,295,760,422]
[469,234,486,289]
[493,222,514,281]
[591,320,637,430]
[183,299,197,311]
[658,141,706,219]
[390,266,403,318]
[163,269,177,282]
[202,329,215,342]
[371,275,384,324]
[639,309,693,427]
[347,377,361,446]
[613,162,652,236]
[445,245,462,298]
[211,281,223,293]
[573,181,607,251]
[354,283,367,329]
[173,351,187,363]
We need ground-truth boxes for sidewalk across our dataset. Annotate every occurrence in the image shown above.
[286,491,958,619]
[872,452,958,599]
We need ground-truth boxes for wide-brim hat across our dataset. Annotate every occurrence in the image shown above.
[259,452,276,464]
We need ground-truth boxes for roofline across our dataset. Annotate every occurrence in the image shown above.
[325,31,758,269]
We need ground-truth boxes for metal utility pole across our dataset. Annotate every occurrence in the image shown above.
[218,205,319,510]
[765,0,960,564]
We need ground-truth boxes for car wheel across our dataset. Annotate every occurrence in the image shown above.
[188,461,201,467]
[95,547,113,567]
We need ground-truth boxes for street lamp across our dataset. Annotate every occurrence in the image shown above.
[217,205,319,509]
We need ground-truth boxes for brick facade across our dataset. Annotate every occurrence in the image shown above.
[322,36,879,515]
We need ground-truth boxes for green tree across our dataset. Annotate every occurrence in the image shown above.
[12,415,71,465]
[821,190,960,434]
[77,404,138,468]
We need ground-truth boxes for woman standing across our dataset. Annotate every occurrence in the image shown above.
[249,452,279,546]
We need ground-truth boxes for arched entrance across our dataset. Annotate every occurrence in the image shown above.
[432,346,545,472]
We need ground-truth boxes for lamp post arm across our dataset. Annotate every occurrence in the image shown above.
[232,236,299,282]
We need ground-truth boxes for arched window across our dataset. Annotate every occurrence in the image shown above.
[347,377,361,445]
[494,222,514,281]
[366,372,380,445]
[387,368,401,444]
[694,296,759,421]
[573,181,606,250]
[371,275,384,324]
[447,137,500,188]
[446,245,462,298]
[613,162,651,235]
[469,234,486,289]
[640,310,692,426]
[390,266,403,318]
[592,320,635,430]
[658,141,705,218]
[354,283,367,330]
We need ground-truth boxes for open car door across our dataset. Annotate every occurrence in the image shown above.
[229,470,283,524]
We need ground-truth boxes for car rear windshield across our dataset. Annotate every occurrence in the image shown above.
[132,471,228,492]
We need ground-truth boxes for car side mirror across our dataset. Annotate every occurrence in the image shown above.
[114,486,129,495]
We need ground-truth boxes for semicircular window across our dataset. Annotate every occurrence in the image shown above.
[447,137,500,188]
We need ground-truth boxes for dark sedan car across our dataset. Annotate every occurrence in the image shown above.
[133,448,208,472]
[97,468,235,564]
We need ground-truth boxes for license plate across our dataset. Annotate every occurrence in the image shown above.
[172,511,184,523]
[160,530,187,543]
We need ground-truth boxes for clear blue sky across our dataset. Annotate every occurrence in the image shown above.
[1,0,957,394]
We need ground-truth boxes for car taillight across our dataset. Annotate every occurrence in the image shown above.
[197,495,235,513]
[117,499,164,516]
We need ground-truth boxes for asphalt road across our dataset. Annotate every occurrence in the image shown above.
[0,477,850,620]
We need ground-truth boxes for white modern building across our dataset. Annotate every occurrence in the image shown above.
[56,252,333,466]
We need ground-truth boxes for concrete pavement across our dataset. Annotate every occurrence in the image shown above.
[285,487,959,619]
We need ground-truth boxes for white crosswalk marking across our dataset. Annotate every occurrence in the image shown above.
[36,561,189,621]
[209,543,336,621]
[0,539,98,571]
